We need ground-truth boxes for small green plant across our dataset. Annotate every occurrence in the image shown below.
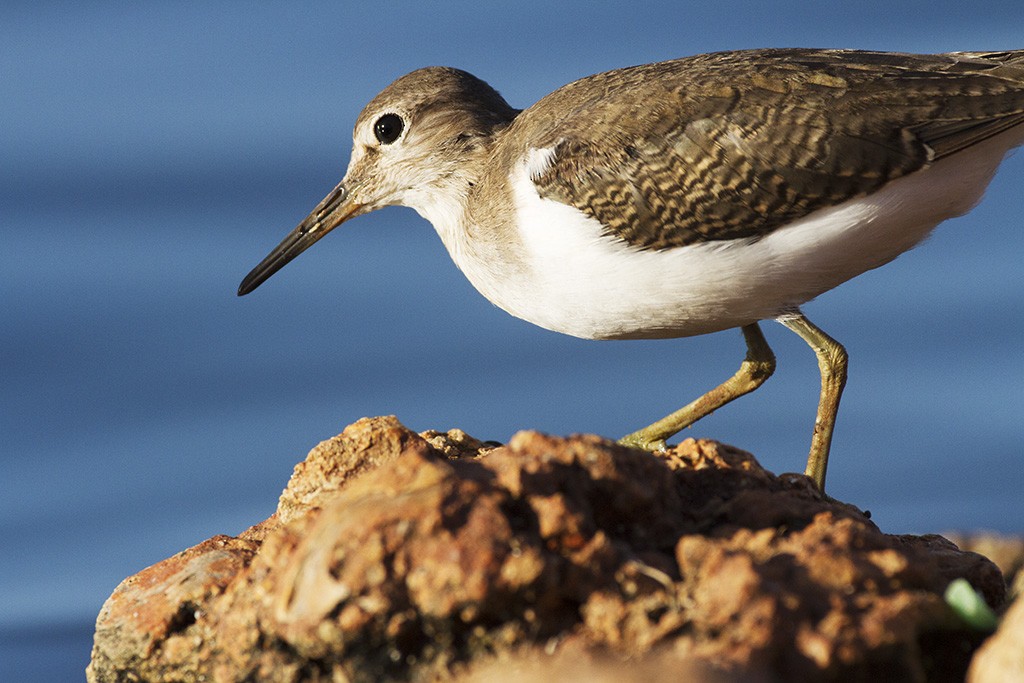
[944,578,998,631]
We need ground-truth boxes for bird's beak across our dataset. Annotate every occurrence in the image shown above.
[237,180,362,296]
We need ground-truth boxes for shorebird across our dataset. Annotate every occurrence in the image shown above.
[239,48,1024,491]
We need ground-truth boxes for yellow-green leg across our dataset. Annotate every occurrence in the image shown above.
[777,311,848,492]
[619,323,776,451]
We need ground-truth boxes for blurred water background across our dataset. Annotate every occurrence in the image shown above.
[3,2,1023,679]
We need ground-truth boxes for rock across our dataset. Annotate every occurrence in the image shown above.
[967,592,1024,683]
[945,532,1024,600]
[947,532,1024,683]
[88,416,1009,682]
[88,534,261,678]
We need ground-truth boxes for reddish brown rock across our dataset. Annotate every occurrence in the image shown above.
[89,534,261,679]
[276,415,434,524]
[87,416,1009,682]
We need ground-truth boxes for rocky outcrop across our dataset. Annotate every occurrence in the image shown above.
[88,416,1013,682]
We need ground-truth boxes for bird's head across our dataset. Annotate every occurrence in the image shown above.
[238,67,517,295]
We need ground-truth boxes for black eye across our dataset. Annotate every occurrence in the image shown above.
[373,113,404,145]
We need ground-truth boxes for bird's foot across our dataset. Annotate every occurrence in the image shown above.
[617,433,668,452]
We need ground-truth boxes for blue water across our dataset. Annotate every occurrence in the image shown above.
[3,3,1023,680]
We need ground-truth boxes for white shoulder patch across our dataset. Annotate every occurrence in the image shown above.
[522,144,559,181]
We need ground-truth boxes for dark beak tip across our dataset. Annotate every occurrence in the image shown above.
[236,273,258,297]
[236,179,352,299]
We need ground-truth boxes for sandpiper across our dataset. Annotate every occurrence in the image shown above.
[239,48,1024,491]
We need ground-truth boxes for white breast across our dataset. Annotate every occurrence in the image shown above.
[436,132,1021,341]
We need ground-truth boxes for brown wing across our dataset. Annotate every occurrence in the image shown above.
[525,48,1024,250]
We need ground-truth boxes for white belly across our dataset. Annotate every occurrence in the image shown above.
[443,133,1021,340]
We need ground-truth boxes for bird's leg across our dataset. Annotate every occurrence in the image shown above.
[777,311,848,492]
[619,323,776,451]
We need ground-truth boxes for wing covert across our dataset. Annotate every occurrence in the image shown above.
[526,49,1024,249]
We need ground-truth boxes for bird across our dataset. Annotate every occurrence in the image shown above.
[238,48,1024,492]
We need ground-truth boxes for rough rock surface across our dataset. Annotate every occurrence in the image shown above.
[88,416,1009,682]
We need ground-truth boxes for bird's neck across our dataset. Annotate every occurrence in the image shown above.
[405,170,477,253]
[404,122,528,300]
[403,135,512,261]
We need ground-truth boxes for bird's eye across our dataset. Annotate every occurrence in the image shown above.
[373,113,404,145]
